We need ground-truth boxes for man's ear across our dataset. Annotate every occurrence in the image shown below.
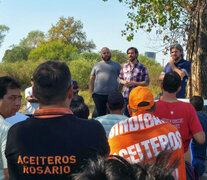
[68,86,73,100]
[176,86,181,94]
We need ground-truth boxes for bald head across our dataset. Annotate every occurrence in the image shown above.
[101,47,111,62]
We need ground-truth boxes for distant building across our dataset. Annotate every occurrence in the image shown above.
[145,52,156,60]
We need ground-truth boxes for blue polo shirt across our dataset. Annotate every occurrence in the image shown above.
[161,59,191,98]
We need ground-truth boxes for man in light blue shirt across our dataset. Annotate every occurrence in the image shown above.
[96,92,128,137]
[0,76,22,180]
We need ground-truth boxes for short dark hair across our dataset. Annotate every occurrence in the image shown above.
[127,47,139,54]
[107,92,124,111]
[72,80,79,90]
[72,155,136,180]
[33,61,71,105]
[0,76,21,99]
[190,96,204,111]
[70,100,89,119]
[163,72,181,93]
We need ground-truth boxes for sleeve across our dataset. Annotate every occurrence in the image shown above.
[90,64,96,77]
[181,61,191,77]
[188,104,203,135]
[1,126,10,169]
[25,88,31,98]
[161,63,170,74]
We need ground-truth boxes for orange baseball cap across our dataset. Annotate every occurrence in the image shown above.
[129,86,154,111]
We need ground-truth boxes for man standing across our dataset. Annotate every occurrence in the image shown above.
[190,96,207,180]
[108,86,186,180]
[159,44,191,98]
[155,71,205,180]
[119,47,149,117]
[0,76,22,180]
[89,47,121,116]
[25,77,39,117]
[6,61,109,180]
[95,92,128,137]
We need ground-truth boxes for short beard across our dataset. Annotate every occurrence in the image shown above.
[103,56,111,62]
[129,57,136,62]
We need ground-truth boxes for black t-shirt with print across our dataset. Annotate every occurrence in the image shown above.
[5,114,109,180]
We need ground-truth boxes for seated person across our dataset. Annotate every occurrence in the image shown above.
[72,151,178,180]
[95,92,128,136]
[190,96,207,180]
[108,86,186,179]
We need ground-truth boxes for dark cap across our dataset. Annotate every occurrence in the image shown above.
[108,92,124,104]
[72,80,78,89]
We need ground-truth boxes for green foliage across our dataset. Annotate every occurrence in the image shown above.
[19,30,45,49]
[80,52,101,61]
[69,59,98,89]
[28,41,79,61]
[0,25,9,47]
[2,45,32,63]
[111,50,127,64]
[103,0,189,42]
[47,17,96,53]
[0,59,45,89]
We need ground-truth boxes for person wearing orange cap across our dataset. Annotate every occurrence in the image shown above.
[108,86,186,180]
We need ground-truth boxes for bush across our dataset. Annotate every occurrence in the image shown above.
[28,41,79,61]
[80,52,101,61]
[69,58,98,89]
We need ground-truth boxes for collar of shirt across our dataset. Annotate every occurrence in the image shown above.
[34,108,73,118]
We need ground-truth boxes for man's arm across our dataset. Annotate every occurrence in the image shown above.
[124,81,148,87]
[193,131,205,144]
[159,74,165,81]
[169,59,186,79]
[4,169,9,180]
[89,76,95,95]
[26,96,38,103]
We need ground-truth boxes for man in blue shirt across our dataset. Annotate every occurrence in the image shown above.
[190,96,207,180]
[159,44,191,98]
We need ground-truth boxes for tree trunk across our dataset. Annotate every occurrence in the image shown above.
[186,0,207,99]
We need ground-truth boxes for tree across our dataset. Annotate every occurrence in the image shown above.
[111,50,127,64]
[19,30,45,49]
[47,17,96,53]
[2,45,32,63]
[0,25,9,48]
[28,41,79,61]
[104,0,207,98]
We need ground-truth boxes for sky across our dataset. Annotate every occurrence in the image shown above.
[0,0,170,65]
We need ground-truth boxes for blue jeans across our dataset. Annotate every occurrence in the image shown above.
[123,98,130,117]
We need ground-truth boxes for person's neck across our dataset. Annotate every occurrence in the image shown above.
[129,59,138,66]
[39,102,70,109]
[161,91,178,102]
[174,57,182,63]
[110,110,124,115]
[102,59,111,63]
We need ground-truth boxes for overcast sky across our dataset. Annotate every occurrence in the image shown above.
[0,0,171,65]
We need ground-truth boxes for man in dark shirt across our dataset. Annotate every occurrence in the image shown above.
[5,61,109,180]
[190,96,207,180]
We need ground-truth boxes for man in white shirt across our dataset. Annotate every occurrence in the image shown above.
[0,76,21,180]
[25,78,39,117]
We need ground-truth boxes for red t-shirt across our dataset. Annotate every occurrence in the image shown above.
[108,112,186,180]
[154,100,203,152]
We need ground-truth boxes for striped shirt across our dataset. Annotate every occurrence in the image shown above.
[119,61,149,98]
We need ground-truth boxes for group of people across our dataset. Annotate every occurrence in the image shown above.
[0,44,206,180]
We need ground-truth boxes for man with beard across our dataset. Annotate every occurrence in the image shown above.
[119,47,149,117]
[159,44,191,98]
[89,47,121,116]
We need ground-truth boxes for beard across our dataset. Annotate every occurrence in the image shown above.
[129,56,136,62]
[103,55,111,62]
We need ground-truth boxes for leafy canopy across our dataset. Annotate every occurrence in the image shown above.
[48,17,96,53]
[103,0,190,45]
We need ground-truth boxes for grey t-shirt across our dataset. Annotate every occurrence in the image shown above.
[91,60,121,95]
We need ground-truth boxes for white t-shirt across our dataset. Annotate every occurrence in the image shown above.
[6,112,28,125]
[25,87,39,115]
[0,115,11,180]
